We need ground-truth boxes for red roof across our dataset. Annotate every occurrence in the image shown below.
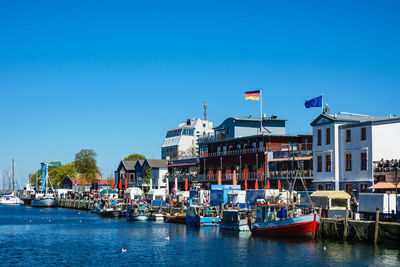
[73,179,91,185]
[98,180,112,185]
[73,179,112,186]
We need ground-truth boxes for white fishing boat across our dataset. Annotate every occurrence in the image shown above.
[0,192,24,205]
[31,162,60,208]
[31,193,57,207]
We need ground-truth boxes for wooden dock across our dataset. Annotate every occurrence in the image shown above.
[57,198,95,210]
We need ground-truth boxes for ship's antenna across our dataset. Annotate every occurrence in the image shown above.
[203,101,208,120]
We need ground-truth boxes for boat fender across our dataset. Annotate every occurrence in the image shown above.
[212,219,215,223]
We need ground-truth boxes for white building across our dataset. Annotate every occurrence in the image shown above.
[311,112,400,193]
[161,118,214,159]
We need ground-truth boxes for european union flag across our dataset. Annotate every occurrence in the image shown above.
[304,95,323,108]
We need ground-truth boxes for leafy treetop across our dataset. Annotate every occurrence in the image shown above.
[123,154,146,162]
[74,149,100,181]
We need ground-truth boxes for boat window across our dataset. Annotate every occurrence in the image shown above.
[262,207,266,222]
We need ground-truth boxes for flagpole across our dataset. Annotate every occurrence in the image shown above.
[260,89,262,134]
[321,93,324,113]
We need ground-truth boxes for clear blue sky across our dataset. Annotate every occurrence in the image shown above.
[1,1,399,186]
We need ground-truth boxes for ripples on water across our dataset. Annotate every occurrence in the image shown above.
[0,205,399,266]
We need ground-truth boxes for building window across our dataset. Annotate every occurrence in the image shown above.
[326,184,332,190]
[346,129,351,142]
[361,127,366,141]
[361,152,367,170]
[345,184,353,194]
[317,156,322,172]
[252,142,257,148]
[346,154,352,171]
[325,155,331,172]
[317,129,321,146]
[360,184,368,193]
[317,184,323,190]
[326,128,331,145]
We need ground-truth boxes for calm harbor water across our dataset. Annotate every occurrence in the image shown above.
[0,205,399,266]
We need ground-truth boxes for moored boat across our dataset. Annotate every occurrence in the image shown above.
[31,194,57,207]
[0,192,24,205]
[99,207,122,218]
[250,203,320,239]
[127,203,150,221]
[32,162,60,208]
[220,209,251,231]
[163,212,186,224]
[186,205,219,227]
[149,212,164,221]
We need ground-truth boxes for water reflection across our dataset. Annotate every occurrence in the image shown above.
[0,205,399,267]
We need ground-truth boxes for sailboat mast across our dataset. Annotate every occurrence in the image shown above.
[12,159,16,191]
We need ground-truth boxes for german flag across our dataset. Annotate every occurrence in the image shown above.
[244,90,260,100]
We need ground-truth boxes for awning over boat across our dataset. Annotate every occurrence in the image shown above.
[268,156,312,162]
[310,190,351,199]
[369,182,400,190]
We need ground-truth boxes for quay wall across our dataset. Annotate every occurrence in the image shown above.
[318,218,400,245]
[57,199,95,210]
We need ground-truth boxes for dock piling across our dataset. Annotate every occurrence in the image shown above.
[374,208,380,244]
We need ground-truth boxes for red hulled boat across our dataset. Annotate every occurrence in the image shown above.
[250,203,320,239]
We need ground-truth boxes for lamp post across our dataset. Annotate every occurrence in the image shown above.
[393,161,399,221]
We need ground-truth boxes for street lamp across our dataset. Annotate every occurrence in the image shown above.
[393,161,399,221]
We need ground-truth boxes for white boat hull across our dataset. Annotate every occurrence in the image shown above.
[0,196,24,205]
[31,198,57,207]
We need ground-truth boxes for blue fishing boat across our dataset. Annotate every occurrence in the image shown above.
[185,205,219,226]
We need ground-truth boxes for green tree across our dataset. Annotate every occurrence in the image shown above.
[124,153,146,161]
[144,167,152,193]
[29,162,78,190]
[74,149,100,181]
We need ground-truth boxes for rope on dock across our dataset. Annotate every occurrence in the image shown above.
[350,224,364,241]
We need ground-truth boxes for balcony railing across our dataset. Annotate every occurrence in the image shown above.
[206,143,313,158]
[189,170,313,183]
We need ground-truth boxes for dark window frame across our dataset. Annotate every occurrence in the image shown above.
[361,152,367,170]
[346,129,351,142]
[325,154,331,172]
[317,155,322,172]
[361,127,366,141]
[346,153,352,171]
[326,128,331,145]
[317,129,321,146]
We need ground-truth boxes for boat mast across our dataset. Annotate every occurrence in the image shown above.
[2,170,7,192]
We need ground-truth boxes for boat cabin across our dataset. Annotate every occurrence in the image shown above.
[310,191,351,218]
[255,203,303,223]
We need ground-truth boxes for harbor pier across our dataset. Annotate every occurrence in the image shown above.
[317,217,400,245]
